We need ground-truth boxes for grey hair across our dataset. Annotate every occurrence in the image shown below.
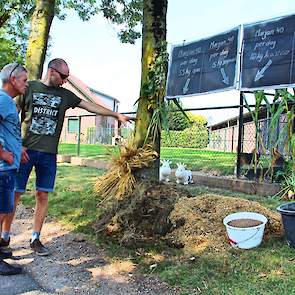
[0,63,27,84]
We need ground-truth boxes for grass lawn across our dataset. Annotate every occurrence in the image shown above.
[58,143,115,160]
[21,164,295,295]
[59,143,236,175]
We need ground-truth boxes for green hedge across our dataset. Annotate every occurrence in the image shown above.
[161,125,208,148]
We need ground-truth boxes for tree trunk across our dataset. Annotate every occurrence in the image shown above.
[134,0,167,180]
[26,0,55,79]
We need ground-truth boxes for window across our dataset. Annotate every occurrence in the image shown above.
[68,118,79,133]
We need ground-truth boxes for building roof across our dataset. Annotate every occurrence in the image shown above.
[209,107,268,130]
[63,74,119,110]
[90,87,119,103]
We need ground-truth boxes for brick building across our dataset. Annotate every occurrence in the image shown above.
[60,75,120,144]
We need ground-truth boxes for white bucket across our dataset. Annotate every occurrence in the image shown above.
[223,212,268,249]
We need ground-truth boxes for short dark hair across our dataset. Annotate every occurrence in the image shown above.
[48,58,68,70]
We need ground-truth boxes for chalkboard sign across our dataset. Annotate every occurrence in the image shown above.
[166,27,240,98]
[241,14,295,90]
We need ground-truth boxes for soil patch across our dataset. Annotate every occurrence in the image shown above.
[10,203,180,295]
[94,182,192,247]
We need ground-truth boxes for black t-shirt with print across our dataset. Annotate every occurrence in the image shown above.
[16,81,81,154]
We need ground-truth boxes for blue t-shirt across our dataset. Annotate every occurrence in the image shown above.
[0,89,21,171]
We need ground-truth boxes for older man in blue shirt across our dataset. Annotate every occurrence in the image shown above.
[0,63,28,275]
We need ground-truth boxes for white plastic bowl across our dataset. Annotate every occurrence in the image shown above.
[223,212,268,249]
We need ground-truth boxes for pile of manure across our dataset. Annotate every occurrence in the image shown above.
[94,182,192,247]
[166,194,283,254]
[94,184,283,253]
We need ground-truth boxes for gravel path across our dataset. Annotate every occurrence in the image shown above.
[3,204,180,295]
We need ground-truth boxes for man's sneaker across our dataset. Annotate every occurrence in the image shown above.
[0,237,10,248]
[0,260,22,275]
[30,239,50,256]
[0,248,12,260]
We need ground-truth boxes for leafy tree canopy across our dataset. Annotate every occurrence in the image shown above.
[166,101,191,131]
[0,0,143,69]
[100,0,143,44]
[0,1,34,28]
[55,0,99,21]
[188,113,208,126]
[0,31,26,69]
[165,102,208,131]
[0,0,100,69]
[0,0,100,27]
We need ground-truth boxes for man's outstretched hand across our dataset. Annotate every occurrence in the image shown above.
[117,113,136,123]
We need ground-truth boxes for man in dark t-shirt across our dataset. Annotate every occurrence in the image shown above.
[1,58,132,256]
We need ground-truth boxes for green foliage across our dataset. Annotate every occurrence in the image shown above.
[140,41,169,144]
[277,171,295,198]
[0,0,100,70]
[0,0,141,72]
[0,0,100,24]
[243,89,295,178]
[275,160,295,197]
[166,103,208,131]
[0,1,33,68]
[188,112,208,126]
[166,101,190,131]
[100,0,143,44]
[0,30,26,69]
[264,89,295,161]
[55,0,99,21]
[161,125,209,148]
[141,41,168,99]
[0,1,35,27]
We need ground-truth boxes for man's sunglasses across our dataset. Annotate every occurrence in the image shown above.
[50,67,69,80]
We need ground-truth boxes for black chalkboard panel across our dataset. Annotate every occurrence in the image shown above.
[166,27,240,98]
[241,14,295,90]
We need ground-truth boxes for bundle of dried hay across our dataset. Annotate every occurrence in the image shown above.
[166,194,283,254]
[94,140,158,201]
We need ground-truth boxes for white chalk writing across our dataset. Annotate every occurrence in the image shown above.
[254,40,276,51]
[209,36,234,50]
[255,28,275,40]
[211,58,236,69]
[177,47,202,58]
[178,67,201,77]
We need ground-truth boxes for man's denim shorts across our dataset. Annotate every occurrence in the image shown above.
[15,149,57,193]
[0,169,17,214]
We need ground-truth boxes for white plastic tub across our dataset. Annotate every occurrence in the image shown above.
[223,212,268,249]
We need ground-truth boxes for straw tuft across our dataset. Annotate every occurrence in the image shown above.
[94,140,158,201]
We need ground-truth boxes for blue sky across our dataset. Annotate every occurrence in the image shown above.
[48,0,295,123]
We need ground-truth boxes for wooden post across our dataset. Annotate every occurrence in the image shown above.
[77,116,81,156]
